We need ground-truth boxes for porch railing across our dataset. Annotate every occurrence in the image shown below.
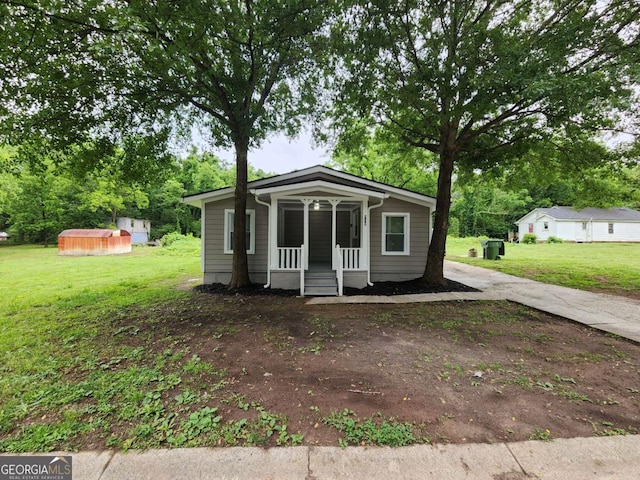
[277,246,303,270]
[338,247,362,270]
[335,244,344,296]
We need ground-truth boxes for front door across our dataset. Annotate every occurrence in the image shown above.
[308,210,332,266]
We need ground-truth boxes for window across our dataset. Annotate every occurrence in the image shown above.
[528,223,534,233]
[608,223,614,234]
[582,222,587,230]
[543,221,549,231]
[382,213,410,255]
[224,209,255,254]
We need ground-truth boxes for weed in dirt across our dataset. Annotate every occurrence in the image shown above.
[559,390,592,403]
[442,362,465,377]
[182,355,214,374]
[596,421,637,437]
[528,428,552,441]
[322,409,422,447]
[307,315,341,339]
[298,343,322,355]
[575,352,605,363]
[212,324,241,339]
[262,325,292,351]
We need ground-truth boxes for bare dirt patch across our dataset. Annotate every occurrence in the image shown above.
[109,291,640,448]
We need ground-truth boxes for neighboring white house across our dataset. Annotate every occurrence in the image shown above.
[0,231,9,242]
[516,206,640,242]
[116,217,151,244]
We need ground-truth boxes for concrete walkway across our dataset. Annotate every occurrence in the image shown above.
[309,260,640,343]
[5,261,640,479]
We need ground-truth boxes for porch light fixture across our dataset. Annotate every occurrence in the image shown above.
[313,201,320,210]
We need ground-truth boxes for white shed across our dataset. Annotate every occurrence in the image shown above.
[116,217,151,244]
[516,207,640,242]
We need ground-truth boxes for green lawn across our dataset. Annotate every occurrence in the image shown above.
[0,242,201,451]
[1,239,638,452]
[446,237,640,296]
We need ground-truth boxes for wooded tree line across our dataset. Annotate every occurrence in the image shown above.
[331,129,640,238]
[3,132,637,246]
[0,144,269,245]
[1,0,638,286]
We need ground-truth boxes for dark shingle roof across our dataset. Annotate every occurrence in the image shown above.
[538,206,640,221]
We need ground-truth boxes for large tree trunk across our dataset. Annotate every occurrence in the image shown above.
[228,136,252,289]
[422,140,456,286]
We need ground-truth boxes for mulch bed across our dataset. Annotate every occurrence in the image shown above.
[195,278,479,296]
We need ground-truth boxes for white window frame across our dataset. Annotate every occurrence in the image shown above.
[382,212,410,255]
[224,209,255,254]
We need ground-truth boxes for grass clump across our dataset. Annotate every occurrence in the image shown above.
[323,409,422,447]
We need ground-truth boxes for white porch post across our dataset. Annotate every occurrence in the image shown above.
[301,199,313,270]
[269,196,279,269]
[329,199,341,270]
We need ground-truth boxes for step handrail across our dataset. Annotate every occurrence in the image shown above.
[300,244,305,297]
[335,244,343,296]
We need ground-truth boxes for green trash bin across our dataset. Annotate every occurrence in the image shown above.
[480,239,503,260]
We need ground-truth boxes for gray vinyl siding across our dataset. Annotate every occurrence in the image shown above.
[370,198,430,281]
[203,196,268,283]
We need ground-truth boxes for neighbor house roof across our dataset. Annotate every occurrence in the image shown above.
[518,207,640,223]
[0,231,9,237]
[182,165,437,208]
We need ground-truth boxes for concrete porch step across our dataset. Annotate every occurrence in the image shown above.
[304,269,338,296]
[305,271,336,279]
[304,285,339,296]
[305,277,337,287]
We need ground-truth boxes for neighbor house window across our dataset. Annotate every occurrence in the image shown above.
[543,221,549,231]
[224,209,255,254]
[608,223,614,234]
[582,222,587,230]
[528,223,534,233]
[382,213,410,255]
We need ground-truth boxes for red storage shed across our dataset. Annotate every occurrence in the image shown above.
[58,229,132,256]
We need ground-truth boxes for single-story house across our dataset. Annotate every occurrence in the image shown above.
[116,217,151,244]
[182,165,437,296]
[0,231,9,242]
[58,229,132,256]
[516,206,640,242]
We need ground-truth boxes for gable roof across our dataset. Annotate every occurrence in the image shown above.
[519,206,640,223]
[182,165,437,208]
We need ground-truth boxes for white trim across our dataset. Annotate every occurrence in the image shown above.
[223,209,256,254]
[184,165,436,208]
[252,180,388,200]
[382,212,410,256]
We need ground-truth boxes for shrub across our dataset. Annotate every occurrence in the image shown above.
[522,233,537,244]
[547,236,563,243]
[161,231,187,247]
[157,233,200,256]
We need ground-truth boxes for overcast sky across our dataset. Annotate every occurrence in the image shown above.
[210,130,331,174]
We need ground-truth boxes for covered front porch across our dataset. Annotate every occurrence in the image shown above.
[251,181,388,296]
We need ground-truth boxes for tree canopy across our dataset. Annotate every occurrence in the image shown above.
[1,0,333,286]
[330,0,640,284]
